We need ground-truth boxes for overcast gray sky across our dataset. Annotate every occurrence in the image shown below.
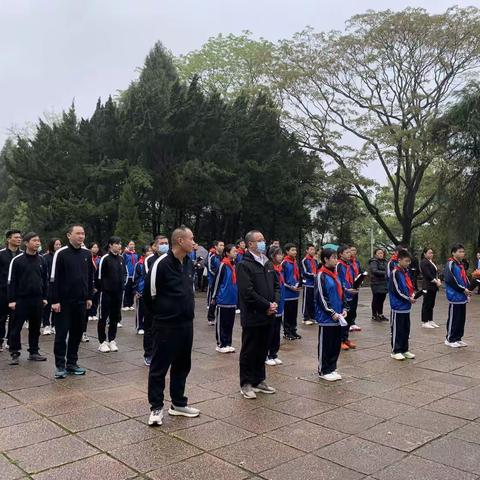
[0,0,476,181]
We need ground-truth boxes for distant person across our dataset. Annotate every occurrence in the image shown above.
[348,245,362,331]
[301,243,317,326]
[368,248,388,322]
[235,239,246,264]
[133,246,150,335]
[122,241,139,311]
[420,247,441,329]
[282,243,302,340]
[206,240,224,325]
[42,238,62,336]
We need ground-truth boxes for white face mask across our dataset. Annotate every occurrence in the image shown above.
[158,244,169,254]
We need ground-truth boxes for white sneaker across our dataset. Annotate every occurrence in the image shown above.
[350,324,362,331]
[422,322,435,329]
[430,321,440,328]
[42,326,52,335]
[148,409,163,426]
[92,316,98,321]
[226,346,235,353]
[265,358,277,366]
[98,342,110,353]
[117,322,123,328]
[137,329,145,335]
[274,358,283,365]
[235,309,240,314]
[333,371,342,380]
[445,340,462,348]
[320,372,341,382]
[81,333,89,343]
[391,353,406,360]
[215,346,230,353]
[403,351,416,359]
[121,307,129,312]
[51,327,56,334]
[88,316,93,321]
[109,340,118,352]
[457,340,468,347]
[304,320,314,325]
[168,405,200,417]
[129,306,135,311]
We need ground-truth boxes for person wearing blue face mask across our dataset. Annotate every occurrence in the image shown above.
[237,230,280,399]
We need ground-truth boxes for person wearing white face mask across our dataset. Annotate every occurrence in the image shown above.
[237,230,280,399]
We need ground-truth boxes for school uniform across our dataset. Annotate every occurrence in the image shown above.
[207,250,221,322]
[132,258,146,332]
[212,258,238,348]
[42,252,55,328]
[7,252,48,356]
[444,258,469,343]
[314,266,345,375]
[123,250,139,308]
[86,255,101,319]
[236,248,245,264]
[301,254,318,321]
[0,247,21,348]
[387,254,399,279]
[96,252,127,344]
[268,263,285,360]
[420,258,439,323]
[388,266,414,354]
[336,259,355,342]
[143,252,162,360]
[282,256,301,337]
[349,256,361,326]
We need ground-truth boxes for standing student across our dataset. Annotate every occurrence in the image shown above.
[420,248,441,329]
[266,246,285,366]
[7,232,48,365]
[145,227,200,426]
[475,251,480,294]
[282,243,302,340]
[314,248,346,381]
[86,242,101,321]
[235,239,246,264]
[387,246,403,279]
[42,238,62,335]
[237,230,280,399]
[207,240,224,325]
[133,246,151,335]
[122,241,139,311]
[97,237,127,353]
[301,243,318,326]
[388,250,416,360]
[50,224,94,378]
[0,230,22,351]
[444,243,472,348]
[336,245,358,350]
[211,244,238,353]
[349,245,362,331]
[368,248,389,322]
[144,235,169,366]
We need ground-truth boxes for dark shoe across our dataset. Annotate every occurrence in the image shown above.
[28,353,47,362]
[380,315,389,322]
[144,356,152,367]
[371,315,382,322]
[66,365,86,375]
[283,335,296,341]
[55,367,67,379]
[9,353,20,365]
[292,333,302,340]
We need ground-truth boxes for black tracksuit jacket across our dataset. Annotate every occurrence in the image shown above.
[7,252,48,302]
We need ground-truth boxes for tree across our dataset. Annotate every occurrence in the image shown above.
[272,7,480,245]
[115,182,142,242]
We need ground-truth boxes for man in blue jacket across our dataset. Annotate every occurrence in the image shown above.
[123,241,139,311]
[444,243,472,348]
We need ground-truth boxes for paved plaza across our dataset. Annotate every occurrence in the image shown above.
[1,289,480,479]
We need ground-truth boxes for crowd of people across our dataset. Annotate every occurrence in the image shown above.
[0,225,477,426]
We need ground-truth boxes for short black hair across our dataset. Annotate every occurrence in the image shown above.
[235,238,245,247]
[306,243,315,250]
[269,246,283,261]
[451,243,465,255]
[141,245,148,255]
[108,236,122,246]
[67,224,84,234]
[223,243,236,256]
[6,229,21,239]
[337,244,350,256]
[398,249,412,260]
[23,232,39,243]
[212,240,224,247]
[321,248,337,263]
[284,243,296,253]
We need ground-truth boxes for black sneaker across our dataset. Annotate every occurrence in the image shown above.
[283,334,296,341]
[9,353,20,365]
[292,333,302,340]
[66,365,86,375]
[28,353,47,362]
[371,315,382,322]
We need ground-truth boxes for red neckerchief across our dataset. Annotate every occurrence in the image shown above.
[236,248,245,255]
[92,255,98,269]
[304,254,317,275]
[320,266,343,300]
[337,259,353,284]
[284,255,300,281]
[126,250,137,266]
[273,263,284,285]
[391,253,399,262]
[351,256,360,277]
[209,247,216,255]
[449,258,468,285]
[395,266,414,296]
[138,256,145,265]
[221,257,236,284]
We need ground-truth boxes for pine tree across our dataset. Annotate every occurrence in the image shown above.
[115,183,142,243]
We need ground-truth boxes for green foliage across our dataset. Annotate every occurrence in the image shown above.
[115,182,142,243]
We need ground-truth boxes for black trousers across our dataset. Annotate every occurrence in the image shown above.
[42,301,55,327]
[9,297,43,355]
[240,323,271,387]
[341,295,358,342]
[54,301,86,369]
[98,291,122,343]
[148,321,193,410]
[143,307,153,359]
[215,306,235,347]
[390,310,410,353]
[446,303,467,343]
[123,278,134,308]
[283,299,298,335]
[0,291,10,345]
[87,290,100,317]
[267,315,282,359]
[302,286,315,320]
[206,284,216,321]
[135,296,145,331]
[371,292,387,316]
[421,290,437,323]
[318,325,341,375]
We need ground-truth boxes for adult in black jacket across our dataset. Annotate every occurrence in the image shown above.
[0,229,22,351]
[50,225,94,379]
[96,236,127,353]
[420,247,441,329]
[7,232,48,364]
[237,230,280,399]
[368,248,388,322]
[144,227,199,427]
[42,238,62,335]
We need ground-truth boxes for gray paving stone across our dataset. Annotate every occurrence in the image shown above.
[425,397,480,420]
[270,396,337,419]
[0,405,41,428]
[0,419,66,451]
[52,405,129,432]
[0,453,25,480]
[308,406,383,434]
[345,396,414,419]
[393,408,468,434]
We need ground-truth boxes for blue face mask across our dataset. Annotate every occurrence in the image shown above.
[257,241,266,254]
[158,244,169,254]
